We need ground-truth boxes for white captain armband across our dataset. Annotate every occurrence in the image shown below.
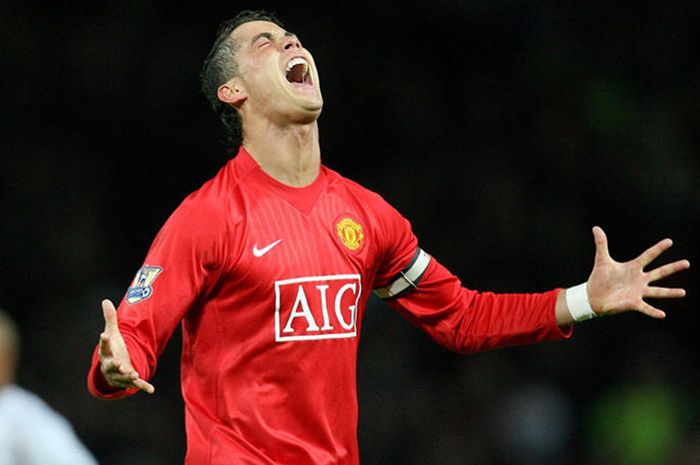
[373,248,431,300]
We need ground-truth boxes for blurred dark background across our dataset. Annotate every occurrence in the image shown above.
[1,1,698,464]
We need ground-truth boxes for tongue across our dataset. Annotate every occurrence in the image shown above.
[286,63,306,83]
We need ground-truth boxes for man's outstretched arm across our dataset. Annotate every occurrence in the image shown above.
[376,223,690,354]
[554,226,690,326]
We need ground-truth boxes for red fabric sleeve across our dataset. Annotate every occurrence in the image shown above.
[371,199,419,289]
[387,257,572,353]
[371,196,571,353]
[87,194,231,399]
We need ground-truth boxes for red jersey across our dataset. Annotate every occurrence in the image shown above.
[87,147,571,464]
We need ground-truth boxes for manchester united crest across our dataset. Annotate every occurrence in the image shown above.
[336,217,365,251]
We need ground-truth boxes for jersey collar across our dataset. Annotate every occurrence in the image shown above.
[232,146,325,215]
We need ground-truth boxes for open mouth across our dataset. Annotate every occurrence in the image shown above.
[285,57,312,86]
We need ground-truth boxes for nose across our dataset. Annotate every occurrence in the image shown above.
[283,35,301,50]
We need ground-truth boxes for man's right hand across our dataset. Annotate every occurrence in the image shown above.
[98,299,155,394]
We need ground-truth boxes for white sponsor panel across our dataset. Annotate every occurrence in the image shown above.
[275,274,361,342]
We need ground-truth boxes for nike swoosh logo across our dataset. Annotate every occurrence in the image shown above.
[253,239,282,257]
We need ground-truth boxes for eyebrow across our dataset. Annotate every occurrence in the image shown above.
[250,30,296,45]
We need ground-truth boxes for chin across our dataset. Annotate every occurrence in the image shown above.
[290,97,323,121]
[289,107,322,125]
[303,100,323,115]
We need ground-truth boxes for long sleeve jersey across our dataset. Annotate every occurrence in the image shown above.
[87,147,571,464]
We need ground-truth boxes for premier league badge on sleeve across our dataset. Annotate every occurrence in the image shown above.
[126,265,162,304]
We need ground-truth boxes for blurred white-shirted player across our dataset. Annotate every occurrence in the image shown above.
[0,309,98,465]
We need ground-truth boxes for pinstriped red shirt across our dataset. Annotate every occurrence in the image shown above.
[88,147,571,464]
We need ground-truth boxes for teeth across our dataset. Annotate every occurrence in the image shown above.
[286,57,308,73]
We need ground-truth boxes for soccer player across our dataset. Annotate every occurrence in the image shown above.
[0,309,98,465]
[87,10,690,464]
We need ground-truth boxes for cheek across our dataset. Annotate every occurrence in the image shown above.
[244,67,282,101]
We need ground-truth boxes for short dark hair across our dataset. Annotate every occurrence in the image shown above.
[200,10,284,149]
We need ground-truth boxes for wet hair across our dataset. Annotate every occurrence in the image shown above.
[200,10,284,149]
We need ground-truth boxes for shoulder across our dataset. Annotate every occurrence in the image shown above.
[163,160,244,236]
[0,386,66,425]
[0,386,98,464]
[324,167,397,215]
[324,167,412,248]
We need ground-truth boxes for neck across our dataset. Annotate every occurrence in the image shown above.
[242,121,321,187]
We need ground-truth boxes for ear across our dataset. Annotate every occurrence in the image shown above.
[217,79,247,107]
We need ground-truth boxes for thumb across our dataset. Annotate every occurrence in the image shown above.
[102,299,119,333]
[592,226,610,264]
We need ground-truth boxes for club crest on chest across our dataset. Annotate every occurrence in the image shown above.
[335,216,365,252]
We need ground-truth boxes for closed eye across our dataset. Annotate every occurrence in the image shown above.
[251,32,274,48]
